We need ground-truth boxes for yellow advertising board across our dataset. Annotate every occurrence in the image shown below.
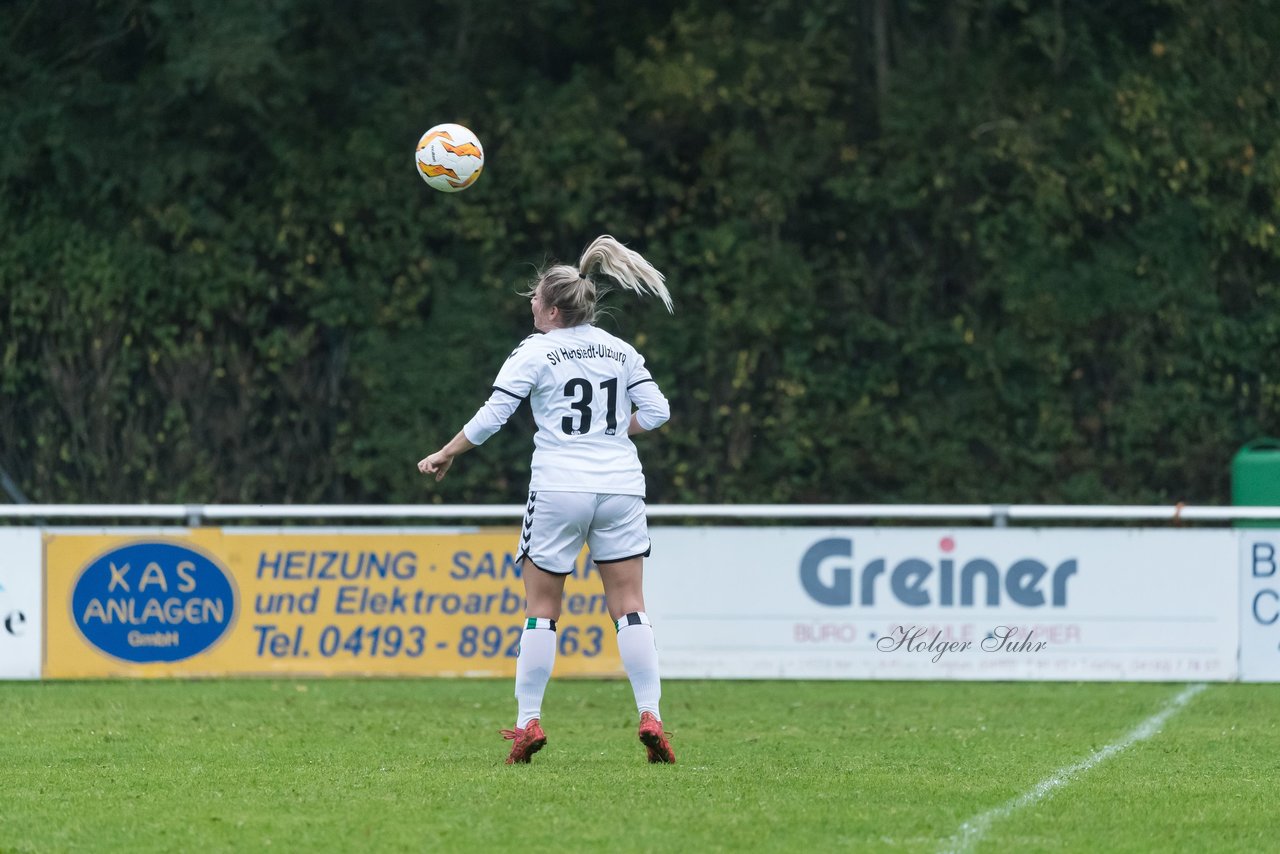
[44,529,622,679]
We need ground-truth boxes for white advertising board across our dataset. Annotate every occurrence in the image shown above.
[645,528,1239,681]
[1239,530,1280,681]
[0,529,42,679]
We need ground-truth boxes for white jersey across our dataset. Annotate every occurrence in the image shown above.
[462,324,670,496]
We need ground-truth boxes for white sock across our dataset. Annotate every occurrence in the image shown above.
[514,618,557,728]
[616,612,662,719]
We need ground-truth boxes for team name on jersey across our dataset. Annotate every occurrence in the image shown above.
[545,344,628,366]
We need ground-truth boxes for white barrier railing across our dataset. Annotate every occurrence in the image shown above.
[1,503,1279,526]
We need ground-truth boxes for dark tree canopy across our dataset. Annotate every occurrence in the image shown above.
[2,0,1277,505]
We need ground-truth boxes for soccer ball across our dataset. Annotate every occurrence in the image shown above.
[415,123,484,192]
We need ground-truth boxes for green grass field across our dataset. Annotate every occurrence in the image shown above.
[2,679,1275,852]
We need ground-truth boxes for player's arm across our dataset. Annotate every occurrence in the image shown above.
[627,368,670,437]
[418,386,521,482]
[419,340,538,481]
[418,430,477,481]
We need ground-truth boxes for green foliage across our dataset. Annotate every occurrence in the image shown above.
[2,0,1278,503]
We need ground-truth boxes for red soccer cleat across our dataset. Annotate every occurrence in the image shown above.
[501,719,547,764]
[638,711,676,764]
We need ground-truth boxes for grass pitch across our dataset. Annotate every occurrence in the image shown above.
[2,679,1275,852]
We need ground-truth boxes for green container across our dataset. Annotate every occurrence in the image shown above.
[1231,438,1280,527]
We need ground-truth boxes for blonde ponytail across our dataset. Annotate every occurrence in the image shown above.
[527,236,673,327]
[578,235,673,313]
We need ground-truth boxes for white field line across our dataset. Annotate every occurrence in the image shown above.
[939,682,1208,854]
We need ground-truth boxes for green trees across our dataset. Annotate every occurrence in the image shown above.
[2,0,1277,504]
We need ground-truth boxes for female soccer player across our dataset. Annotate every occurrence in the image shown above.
[417,235,676,765]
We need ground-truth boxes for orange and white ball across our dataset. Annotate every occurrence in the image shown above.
[415,123,485,193]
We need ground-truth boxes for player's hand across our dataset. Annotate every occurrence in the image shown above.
[417,451,453,481]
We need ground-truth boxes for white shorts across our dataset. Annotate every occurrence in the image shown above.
[517,491,651,575]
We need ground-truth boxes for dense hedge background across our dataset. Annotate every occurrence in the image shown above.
[2,0,1277,505]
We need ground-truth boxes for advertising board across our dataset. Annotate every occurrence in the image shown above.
[0,529,42,679]
[43,529,620,678]
[1239,531,1280,681]
[644,527,1239,681]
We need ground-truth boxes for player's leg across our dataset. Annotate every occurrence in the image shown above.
[504,491,588,764]
[592,496,675,763]
[503,560,564,763]
[513,559,566,727]
[597,557,675,763]
[597,557,659,711]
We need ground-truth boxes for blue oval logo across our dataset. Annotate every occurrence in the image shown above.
[72,542,237,663]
